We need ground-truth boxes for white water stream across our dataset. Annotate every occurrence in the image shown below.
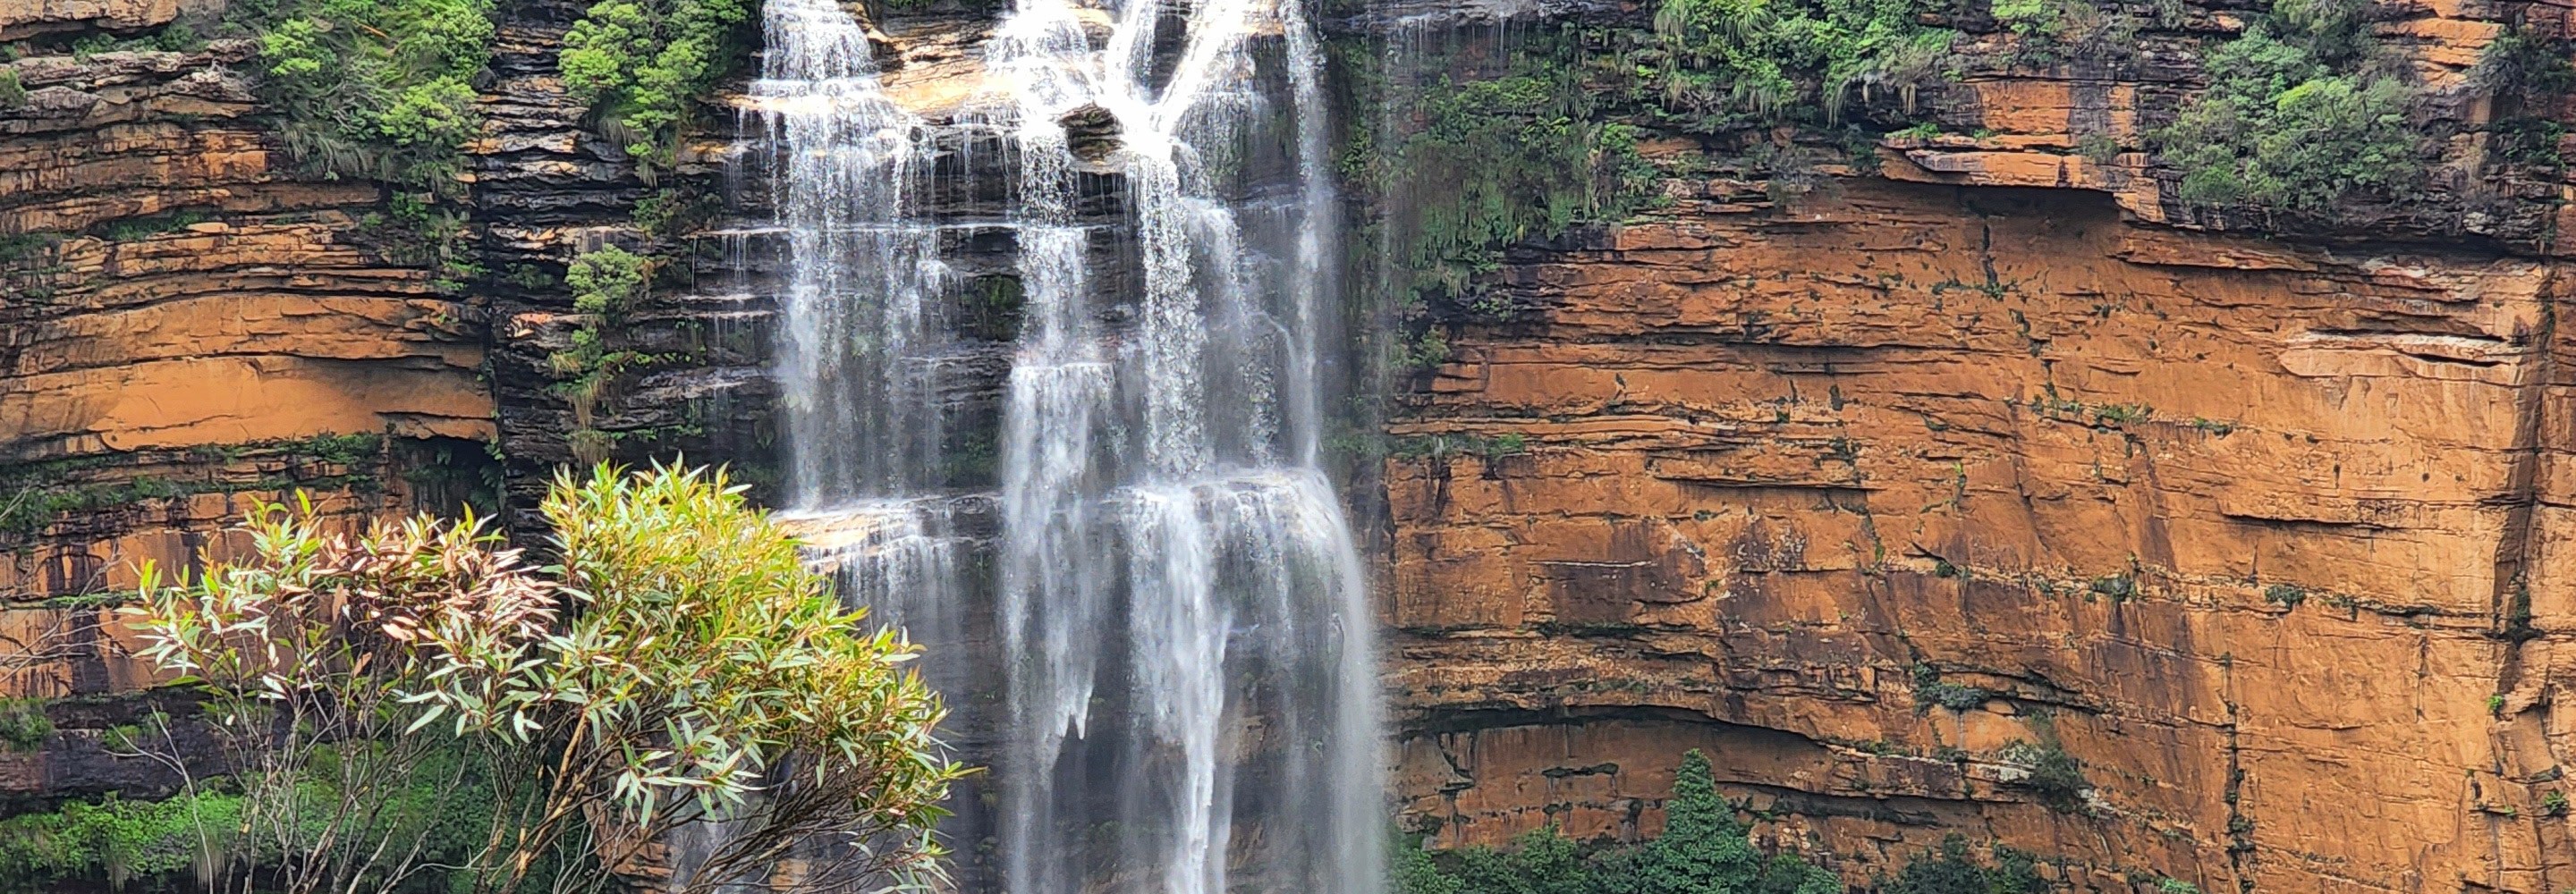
[742,0,1383,889]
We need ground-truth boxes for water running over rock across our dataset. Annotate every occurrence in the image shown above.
[741,0,1382,889]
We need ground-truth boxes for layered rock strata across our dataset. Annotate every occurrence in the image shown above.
[7,0,2576,890]
[1375,2,2576,890]
[0,25,492,688]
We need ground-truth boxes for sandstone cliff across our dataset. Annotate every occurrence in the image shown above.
[0,4,522,812]
[4,0,2574,890]
[0,25,490,671]
[1372,2,2576,892]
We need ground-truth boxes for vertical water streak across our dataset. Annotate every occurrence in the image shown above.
[755,0,1385,887]
[979,0,1388,885]
[1281,0,1335,468]
[758,0,945,505]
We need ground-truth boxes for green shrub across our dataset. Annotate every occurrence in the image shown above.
[1993,0,2158,66]
[0,698,53,751]
[1361,30,1657,310]
[69,33,118,60]
[1997,740,2090,813]
[0,747,546,894]
[117,464,964,894]
[290,432,386,465]
[2089,574,2134,600]
[549,245,654,426]
[152,20,208,52]
[1394,836,1463,894]
[231,0,496,190]
[1884,835,2046,894]
[1352,7,1960,317]
[1,477,188,536]
[1912,665,1992,713]
[558,0,755,165]
[631,186,717,238]
[2154,0,2424,212]
[0,790,242,890]
[1392,751,1837,894]
[1648,0,1954,127]
[565,244,648,316]
[2470,30,2576,173]
[0,69,24,109]
[1396,329,1451,373]
[64,20,205,60]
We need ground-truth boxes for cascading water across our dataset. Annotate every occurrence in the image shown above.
[750,0,975,663]
[742,0,1383,889]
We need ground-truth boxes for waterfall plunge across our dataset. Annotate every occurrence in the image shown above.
[745,0,1384,890]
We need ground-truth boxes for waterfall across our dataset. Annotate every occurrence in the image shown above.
[745,0,1385,889]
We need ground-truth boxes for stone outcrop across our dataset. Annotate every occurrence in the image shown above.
[1373,1,2576,891]
[472,0,784,528]
[0,7,521,814]
[0,0,223,40]
[0,15,493,708]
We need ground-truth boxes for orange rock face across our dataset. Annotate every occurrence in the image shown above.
[1381,177,2576,890]
[8,0,2576,889]
[0,29,493,704]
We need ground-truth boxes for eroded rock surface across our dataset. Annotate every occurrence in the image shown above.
[1,26,487,687]
[1355,0,2576,880]
[1378,24,2576,893]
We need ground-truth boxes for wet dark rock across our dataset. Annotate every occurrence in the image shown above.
[1059,103,1122,162]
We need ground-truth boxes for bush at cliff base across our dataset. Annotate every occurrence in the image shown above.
[1393,750,2051,894]
[0,462,966,894]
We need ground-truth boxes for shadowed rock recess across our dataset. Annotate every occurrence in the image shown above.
[5,0,2576,890]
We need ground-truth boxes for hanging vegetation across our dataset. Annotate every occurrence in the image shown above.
[226,0,498,190]
[558,0,758,165]
[2152,0,2427,212]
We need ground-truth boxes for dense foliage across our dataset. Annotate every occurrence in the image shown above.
[2153,0,2423,211]
[1881,837,2047,894]
[567,244,651,318]
[0,750,539,894]
[0,697,51,750]
[559,0,756,164]
[1394,752,2074,894]
[46,464,962,894]
[1350,3,1954,322]
[2471,29,2576,173]
[0,434,388,538]
[1645,0,1954,130]
[550,246,657,460]
[1392,752,1841,894]
[0,791,246,890]
[225,0,497,189]
[1360,32,1658,311]
[538,462,962,883]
